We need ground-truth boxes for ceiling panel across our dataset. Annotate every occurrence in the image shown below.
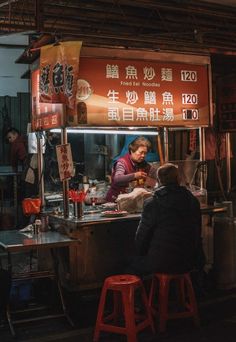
[201,0,236,6]
[1,0,236,57]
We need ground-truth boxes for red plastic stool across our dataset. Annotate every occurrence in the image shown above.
[93,274,155,342]
[148,272,199,333]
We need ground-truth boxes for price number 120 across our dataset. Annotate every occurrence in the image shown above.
[182,94,198,104]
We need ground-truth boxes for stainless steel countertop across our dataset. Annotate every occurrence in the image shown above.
[49,204,227,227]
[0,230,77,252]
[50,212,140,225]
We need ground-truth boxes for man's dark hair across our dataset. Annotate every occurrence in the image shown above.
[157,163,179,186]
[6,127,20,136]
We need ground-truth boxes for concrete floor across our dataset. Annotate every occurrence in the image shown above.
[1,284,236,342]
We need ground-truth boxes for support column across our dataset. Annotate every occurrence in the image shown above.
[226,132,231,194]
[37,132,45,209]
[61,128,69,218]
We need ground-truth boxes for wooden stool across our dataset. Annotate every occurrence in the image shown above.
[93,274,155,342]
[148,272,199,332]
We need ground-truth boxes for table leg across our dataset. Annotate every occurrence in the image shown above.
[6,251,16,336]
[13,175,17,228]
[50,248,74,327]
[6,304,16,337]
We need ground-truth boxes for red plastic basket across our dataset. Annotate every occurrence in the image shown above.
[22,198,41,215]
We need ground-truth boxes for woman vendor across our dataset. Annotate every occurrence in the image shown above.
[106,136,151,202]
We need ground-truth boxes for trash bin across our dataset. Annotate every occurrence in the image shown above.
[214,216,236,289]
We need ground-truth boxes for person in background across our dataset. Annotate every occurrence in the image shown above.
[6,127,38,228]
[127,163,205,276]
[6,127,27,172]
[6,127,38,197]
[106,136,152,202]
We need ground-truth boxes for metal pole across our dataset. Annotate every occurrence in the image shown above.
[199,127,206,189]
[163,127,169,162]
[37,132,45,208]
[157,131,164,165]
[61,127,69,218]
[226,132,231,194]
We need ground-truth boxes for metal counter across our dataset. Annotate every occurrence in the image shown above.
[49,205,227,290]
[49,212,139,290]
[49,212,140,229]
[49,204,226,230]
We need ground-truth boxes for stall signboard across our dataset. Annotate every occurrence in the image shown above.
[39,41,82,109]
[31,69,64,130]
[218,75,236,132]
[56,143,74,181]
[66,57,210,127]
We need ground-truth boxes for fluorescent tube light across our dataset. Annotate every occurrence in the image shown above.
[50,128,159,136]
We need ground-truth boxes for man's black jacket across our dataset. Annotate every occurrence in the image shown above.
[135,184,203,273]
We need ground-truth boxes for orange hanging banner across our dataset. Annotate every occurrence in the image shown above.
[31,69,64,130]
[39,41,82,109]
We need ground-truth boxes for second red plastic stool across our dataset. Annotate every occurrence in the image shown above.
[148,272,200,332]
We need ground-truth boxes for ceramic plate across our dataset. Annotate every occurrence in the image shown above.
[100,210,128,217]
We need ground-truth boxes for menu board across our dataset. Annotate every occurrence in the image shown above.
[32,56,211,130]
[67,57,210,127]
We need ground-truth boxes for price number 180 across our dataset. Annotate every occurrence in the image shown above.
[182,109,199,120]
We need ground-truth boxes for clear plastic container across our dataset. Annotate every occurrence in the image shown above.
[190,185,208,206]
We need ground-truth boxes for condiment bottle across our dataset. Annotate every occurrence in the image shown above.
[83,175,90,192]
[35,219,42,234]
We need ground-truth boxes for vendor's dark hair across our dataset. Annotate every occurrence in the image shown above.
[6,127,20,136]
[157,163,179,185]
[128,136,151,153]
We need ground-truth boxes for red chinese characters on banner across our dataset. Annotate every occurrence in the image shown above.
[39,41,82,109]
[56,143,74,181]
[31,69,64,130]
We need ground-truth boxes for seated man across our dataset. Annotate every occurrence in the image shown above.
[128,163,204,276]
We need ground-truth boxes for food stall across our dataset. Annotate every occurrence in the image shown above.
[31,45,218,290]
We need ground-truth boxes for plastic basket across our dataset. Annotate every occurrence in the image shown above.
[22,198,41,215]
